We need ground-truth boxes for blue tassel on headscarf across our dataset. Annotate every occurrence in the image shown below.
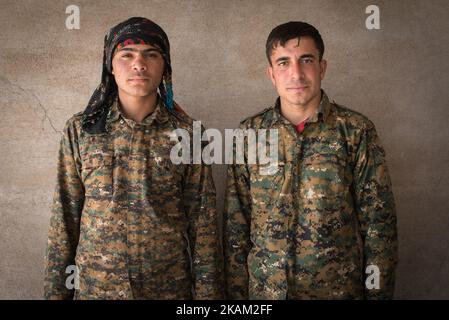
[165,82,174,110]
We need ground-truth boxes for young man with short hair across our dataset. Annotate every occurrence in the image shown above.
[224,21,398,300]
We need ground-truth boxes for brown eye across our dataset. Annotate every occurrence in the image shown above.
[146,52,161,59]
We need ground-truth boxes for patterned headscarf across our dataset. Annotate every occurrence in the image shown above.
[82,17,174,133]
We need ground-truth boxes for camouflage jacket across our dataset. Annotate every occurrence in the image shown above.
[45,97,224,300]
[224,91,398,300]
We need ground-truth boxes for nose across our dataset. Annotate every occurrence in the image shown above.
[132,54,147,72]
[290,61,304,81]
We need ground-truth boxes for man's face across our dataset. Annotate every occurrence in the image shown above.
[267,37,327,109]
[112,43,165,98]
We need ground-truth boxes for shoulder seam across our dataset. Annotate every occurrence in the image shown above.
[240,106,273,125]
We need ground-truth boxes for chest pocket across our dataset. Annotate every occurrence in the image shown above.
[81,152,114,198]
[148,157,180,189]
[248,162,289,245]
[299,151,351,231]
[301,152,347,190]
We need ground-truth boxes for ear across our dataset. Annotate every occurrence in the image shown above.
[267,66,276,87]
[319,59,327,80]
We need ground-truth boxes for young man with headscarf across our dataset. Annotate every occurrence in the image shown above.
[224,21,398,300]
[45,17,223,300]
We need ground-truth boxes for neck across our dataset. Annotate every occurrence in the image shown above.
[279,92,321,125]
[118,90,158,123]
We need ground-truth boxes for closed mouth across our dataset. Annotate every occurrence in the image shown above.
[287,86,308,91]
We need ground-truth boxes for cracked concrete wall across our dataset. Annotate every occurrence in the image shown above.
[0,0,448,299]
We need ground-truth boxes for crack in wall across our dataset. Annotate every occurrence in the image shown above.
[0,76,62,135]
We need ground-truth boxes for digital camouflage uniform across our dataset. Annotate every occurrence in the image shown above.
[45,97,224,299]
[224,91,398,300]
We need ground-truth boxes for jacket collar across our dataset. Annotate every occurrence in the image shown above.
[106,95,170,126]
[265,89,332,128]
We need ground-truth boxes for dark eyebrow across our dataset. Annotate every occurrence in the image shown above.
[275,56,290,64]
[299,54,316,59]
[117,47,161,54]
[275,54,316,64]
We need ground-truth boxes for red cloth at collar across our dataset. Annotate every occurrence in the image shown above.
[295,118,309,133]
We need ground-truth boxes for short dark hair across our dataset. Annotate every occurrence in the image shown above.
[266,21,324,64]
